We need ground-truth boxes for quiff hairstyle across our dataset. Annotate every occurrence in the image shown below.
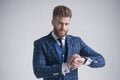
[53,5,72,19]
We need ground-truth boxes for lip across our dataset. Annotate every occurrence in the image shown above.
[60,31,65,33]
[60,30,66,32]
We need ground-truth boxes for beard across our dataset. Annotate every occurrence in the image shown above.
[54,27,68,38]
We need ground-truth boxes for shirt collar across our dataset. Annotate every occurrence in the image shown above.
[51,31,66,40]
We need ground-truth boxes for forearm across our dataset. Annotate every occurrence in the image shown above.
[88,54,105,68]
[80,39,105,68]
[33,64,62,78]
[33,41,62,78]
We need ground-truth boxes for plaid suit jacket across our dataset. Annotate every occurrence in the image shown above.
[33,32,105,80]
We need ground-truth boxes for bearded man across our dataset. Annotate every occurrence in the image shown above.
[33,5,105,80]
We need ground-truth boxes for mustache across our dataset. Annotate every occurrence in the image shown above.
[59,28,66,31]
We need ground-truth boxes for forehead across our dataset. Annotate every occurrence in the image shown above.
[55,16,71,23]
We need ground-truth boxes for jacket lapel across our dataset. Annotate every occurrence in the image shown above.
[47,33,75,63]
[47,33,61,63]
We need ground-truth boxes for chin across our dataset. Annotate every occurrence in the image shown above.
[59,33,67,37]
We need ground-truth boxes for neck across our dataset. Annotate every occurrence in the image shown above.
[52,31,66,40]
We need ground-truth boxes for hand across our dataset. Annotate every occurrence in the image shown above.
[67,54,85,70]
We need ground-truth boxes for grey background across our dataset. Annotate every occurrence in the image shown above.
[0,0,120,80]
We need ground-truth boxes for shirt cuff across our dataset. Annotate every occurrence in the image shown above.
[84,57,93,66]
[62,63,70,75]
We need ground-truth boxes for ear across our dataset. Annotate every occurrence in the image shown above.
[51,19,55,26]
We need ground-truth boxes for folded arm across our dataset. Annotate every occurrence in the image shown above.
[80,39,105,68]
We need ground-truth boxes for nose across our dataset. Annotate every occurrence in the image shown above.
[61,24,66,29]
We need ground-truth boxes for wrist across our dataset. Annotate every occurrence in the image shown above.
[82,57,93,65]
[82,57,88,65]
[62,63,70,75]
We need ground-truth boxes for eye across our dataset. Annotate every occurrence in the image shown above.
[65,23,69,26]
[58,22,63,25]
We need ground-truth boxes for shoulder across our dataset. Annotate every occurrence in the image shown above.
[34,34,51,46]
[67,34,82,41]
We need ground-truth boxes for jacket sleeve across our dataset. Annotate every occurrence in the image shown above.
[33,40,62,78]
[79,38,105,68]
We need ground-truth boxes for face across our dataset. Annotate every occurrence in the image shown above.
[52,16,71,37]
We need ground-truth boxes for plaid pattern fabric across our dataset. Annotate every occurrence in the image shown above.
[33,32,105,80]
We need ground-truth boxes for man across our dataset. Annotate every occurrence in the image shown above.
[33,5,105,80]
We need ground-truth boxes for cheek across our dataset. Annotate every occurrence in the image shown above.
[64,26,68,30]
[55,25,62,30]
[54,25,61,31]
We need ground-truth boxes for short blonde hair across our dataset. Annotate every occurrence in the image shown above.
[53,5,72,19]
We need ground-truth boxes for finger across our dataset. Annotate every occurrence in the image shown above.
[68,54,82,68]
[72,58,83,67]
[71,62,80,70]
[73,54,81,58]
[71,63,77,70]
[68,55,76,66]
[75,57,85,64]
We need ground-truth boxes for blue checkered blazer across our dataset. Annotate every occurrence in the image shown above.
[33,32,105,80]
